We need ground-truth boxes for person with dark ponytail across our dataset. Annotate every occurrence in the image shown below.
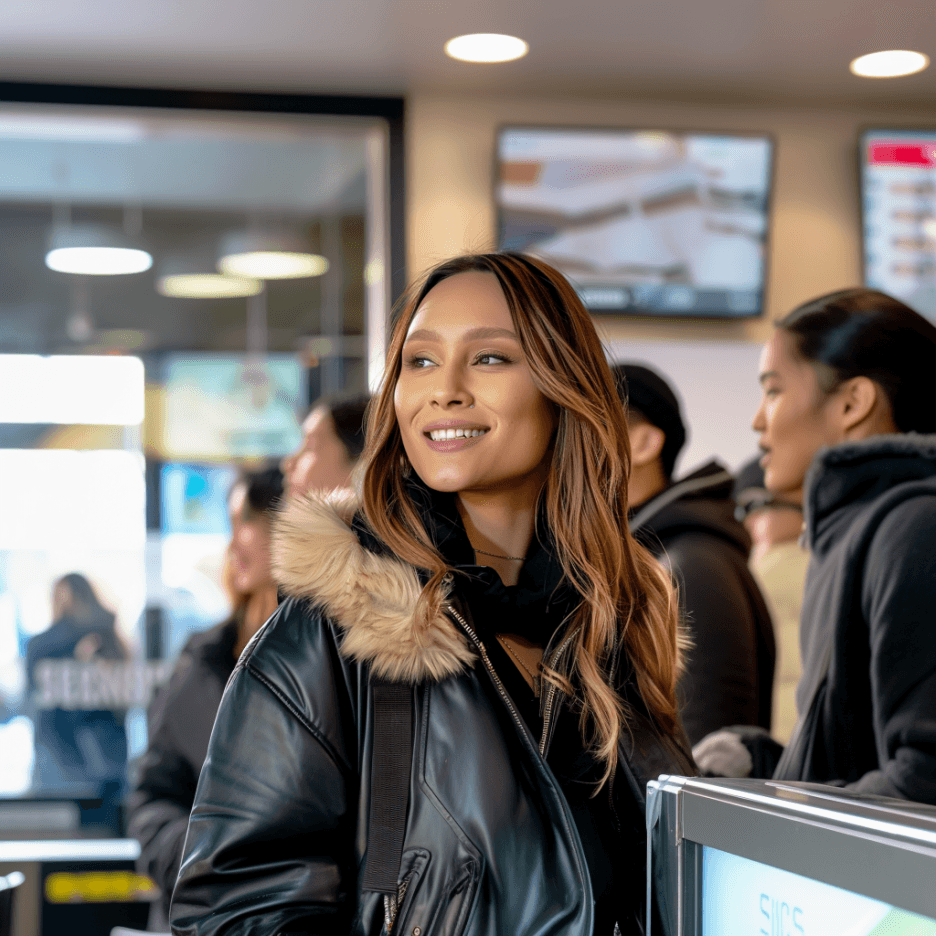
[694,288,936,804]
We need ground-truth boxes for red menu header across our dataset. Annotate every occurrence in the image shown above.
[868,142,936,167]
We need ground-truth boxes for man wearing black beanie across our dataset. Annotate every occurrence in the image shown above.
[612,362,776,746]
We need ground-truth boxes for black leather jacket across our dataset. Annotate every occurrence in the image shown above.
[171,492,695,936]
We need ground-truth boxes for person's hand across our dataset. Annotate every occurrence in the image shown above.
[692,730,753,777]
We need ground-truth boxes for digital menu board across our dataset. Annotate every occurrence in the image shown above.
[861,130,936,322]
[496,127,774,318]
[703,847,936,936]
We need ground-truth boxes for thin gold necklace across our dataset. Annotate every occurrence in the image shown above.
[473,547,525,561]
[496,634,541,697]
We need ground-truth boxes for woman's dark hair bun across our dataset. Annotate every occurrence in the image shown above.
[777,288,936,434]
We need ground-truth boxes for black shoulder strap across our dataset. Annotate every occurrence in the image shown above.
[361,678,414,895]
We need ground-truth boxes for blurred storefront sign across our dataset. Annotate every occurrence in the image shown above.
[32,660,172,711]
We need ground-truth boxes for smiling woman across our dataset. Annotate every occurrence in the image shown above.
[171,252,695,936]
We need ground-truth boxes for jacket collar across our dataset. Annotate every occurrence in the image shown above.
[804,432,936,547]
[629,460,741,541]
[272,489,476,684]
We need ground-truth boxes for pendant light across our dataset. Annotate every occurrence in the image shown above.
[45,223,152,276]
[217,231,328,280]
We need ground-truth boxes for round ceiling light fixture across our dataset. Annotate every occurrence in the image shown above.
[217,232,329,280]
[849,50,930,78]
[46,224,153,275]
[157,273,263,299]
[444,33,529,64]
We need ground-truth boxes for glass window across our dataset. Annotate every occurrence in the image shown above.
[0,98,394,812]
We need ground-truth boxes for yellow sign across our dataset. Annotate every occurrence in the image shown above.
[45,871,157,904]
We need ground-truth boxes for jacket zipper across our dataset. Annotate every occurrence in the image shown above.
[445,603,576,759]
[445,605,531,745]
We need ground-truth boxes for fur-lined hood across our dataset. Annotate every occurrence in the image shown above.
[272,490,476,684]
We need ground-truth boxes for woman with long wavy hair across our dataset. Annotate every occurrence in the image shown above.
[171,252,694,936]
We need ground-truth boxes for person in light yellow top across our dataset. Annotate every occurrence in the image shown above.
[734,457,808,744]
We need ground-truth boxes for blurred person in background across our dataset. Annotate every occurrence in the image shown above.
[280,392,371,500]
[695,289,936,804]
[128,464,283,929]
[612,363,775,746]
[27,573,128,800]
[733,457,807,743]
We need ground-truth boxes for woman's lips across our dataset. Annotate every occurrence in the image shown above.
[424,431,488,453]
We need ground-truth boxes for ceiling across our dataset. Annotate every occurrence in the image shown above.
[0,0,934,106]
[0,110,372,356]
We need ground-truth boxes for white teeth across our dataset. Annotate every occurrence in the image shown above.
[428,428,488,441]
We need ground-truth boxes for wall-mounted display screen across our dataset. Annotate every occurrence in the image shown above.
[159,354,307,462]
[496,126,773,318]
[861,130,936,322]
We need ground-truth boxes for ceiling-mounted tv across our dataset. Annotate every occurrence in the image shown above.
[861,129,936,322]
[496,126,774,318]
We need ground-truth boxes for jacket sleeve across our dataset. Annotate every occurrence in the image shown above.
[127,647,213,916]
[169,617,359,936]
[666,533,774,746]
[851,497,936,803]
[127,730,199,917]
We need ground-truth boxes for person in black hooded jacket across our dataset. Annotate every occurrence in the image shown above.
[612,363,776,747]
[170,253,695,936]
[694,288,936,805]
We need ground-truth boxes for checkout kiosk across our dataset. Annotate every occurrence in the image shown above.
[648,777,936,935]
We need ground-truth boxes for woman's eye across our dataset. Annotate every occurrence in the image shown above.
[764,387,780,399]
[475,352,512,365]
[404,354,435,369]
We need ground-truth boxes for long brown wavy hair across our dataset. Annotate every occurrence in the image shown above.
[360,252,683,784]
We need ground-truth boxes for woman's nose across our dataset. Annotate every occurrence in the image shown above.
[752,399,766,433]
[431,364,473,408]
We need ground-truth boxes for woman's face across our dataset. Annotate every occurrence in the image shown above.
[752,330,844,497]
[394,271,557,503]
[227,484,276,597]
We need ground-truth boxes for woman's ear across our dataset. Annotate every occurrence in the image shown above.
[834,376,892,437]
[629,420,667,469]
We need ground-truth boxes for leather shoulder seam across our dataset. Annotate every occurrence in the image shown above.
[244,660,353,779]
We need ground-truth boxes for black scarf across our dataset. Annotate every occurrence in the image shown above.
[359,478,580,646]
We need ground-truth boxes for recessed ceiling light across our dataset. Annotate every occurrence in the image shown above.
[444,33,529,64]
[850,50,930,78]
[157,274,263,299]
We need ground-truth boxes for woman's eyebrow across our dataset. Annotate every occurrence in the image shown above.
[404,326,518,343]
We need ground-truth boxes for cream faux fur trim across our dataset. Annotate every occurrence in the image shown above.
[272,490,476,683]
